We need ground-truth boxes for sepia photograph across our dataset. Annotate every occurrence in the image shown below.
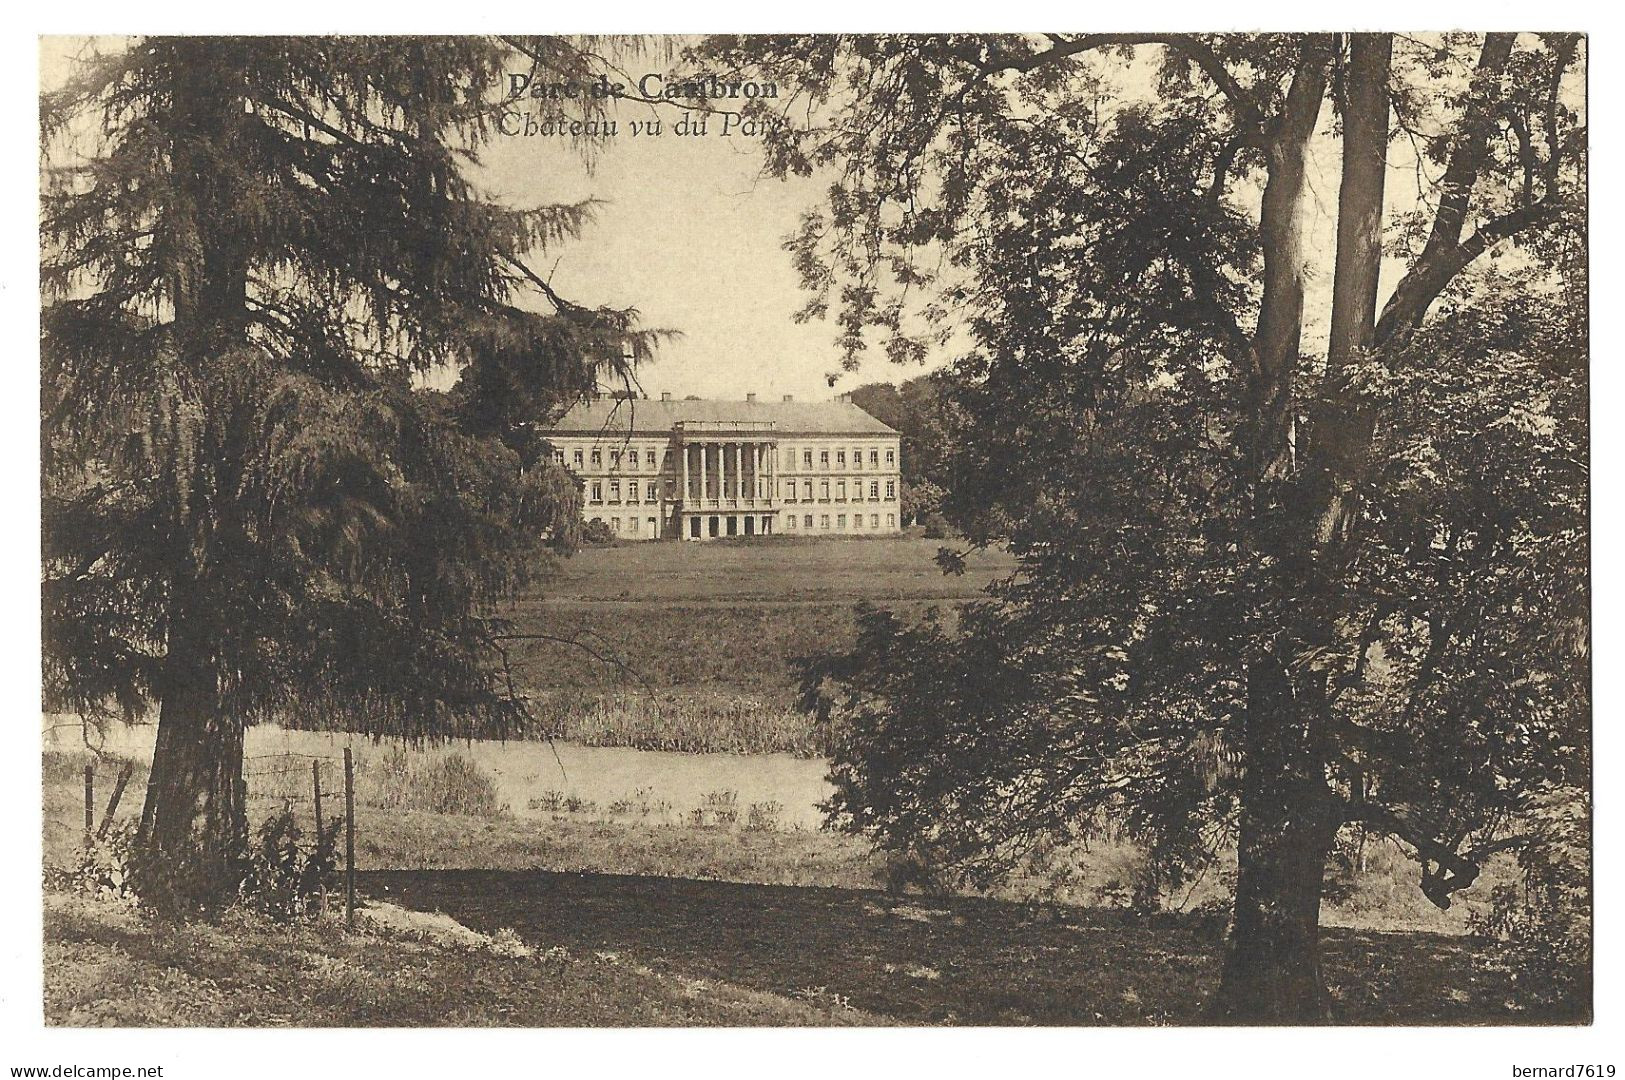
[27,24,1592,1050]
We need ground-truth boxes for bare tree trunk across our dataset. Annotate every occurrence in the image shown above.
[139,601,247,900]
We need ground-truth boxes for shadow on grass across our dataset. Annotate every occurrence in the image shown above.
[360,868,1564,1026]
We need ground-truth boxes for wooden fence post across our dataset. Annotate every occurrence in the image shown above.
[313,759,328,916]
[83,765,94,843]
[96,761,134,839]
[344,747,356,928]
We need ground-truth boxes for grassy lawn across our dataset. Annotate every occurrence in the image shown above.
[44,892,875,1027]
[45,747,1577,1027]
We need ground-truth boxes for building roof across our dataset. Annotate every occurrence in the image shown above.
[545,396,899,437]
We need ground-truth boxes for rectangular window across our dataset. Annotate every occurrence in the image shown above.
[610,450,621,469]
[609,481,621,503]
[886,481,896,499]
[820,480,830,501]
[852,481,863,503]
[646,449,657,467]
[787,515,797,528]
[886,449,896,466]
[820,514,830,529]
[853,447,863,468]
[887,513,896,527]
[820,450,830,467]
[553,449,565,464]
[870,513,879,528]
[837,480,846,502]
[573,449,584,468]
[804,514,813,529]
[625,450,637,472]
[870,481,880,500]
[785,483,796,503]
[853,515,863,529]
[837,514,846,528]
[869,449,879,466]
[837,450,846,466]
[627,517,638,534]
[627,483,639,504]
[590,482,602,503]
[803,450,813,468]
[647,482,658,502]
[611,517,621,532]
[803,479,813,501]
[591,449,602,467]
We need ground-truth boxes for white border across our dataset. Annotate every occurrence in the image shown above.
[4,3,1615,1077]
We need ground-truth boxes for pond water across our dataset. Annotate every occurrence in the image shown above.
[45,719,834,830]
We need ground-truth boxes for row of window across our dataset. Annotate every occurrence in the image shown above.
[597,515,660,536]
[586,478,898,506]
[590,480,663,505]
[784,446,895,471]
[590,513,896,535]
[784,479,895,503]
[786,512,895,531]
[559,444,898,473]
[567,447,663,471]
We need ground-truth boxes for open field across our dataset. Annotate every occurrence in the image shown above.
[497,536,1017,753]
[530,534,1019,604]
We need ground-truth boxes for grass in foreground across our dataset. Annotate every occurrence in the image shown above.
[44,892,876,1027]
[44,756,1579,1026]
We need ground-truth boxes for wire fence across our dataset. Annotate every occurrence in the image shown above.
[55,747,361,925]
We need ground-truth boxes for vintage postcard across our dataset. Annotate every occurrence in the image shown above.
[30,27,1590,1059]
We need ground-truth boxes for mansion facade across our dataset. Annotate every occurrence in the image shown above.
[545,393,903,541]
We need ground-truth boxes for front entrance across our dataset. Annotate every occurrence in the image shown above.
[744,516,755,536]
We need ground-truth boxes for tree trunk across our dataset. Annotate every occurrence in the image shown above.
[1218,37,1338,1019]
[138,602,248,905]
[1210,660,1342,1023]
[135,40,253,908]
[1214,781,1340,1022]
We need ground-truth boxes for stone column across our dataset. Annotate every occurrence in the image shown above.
[680,442,690,503]
[698,442,707,503]
[731,443,742,501]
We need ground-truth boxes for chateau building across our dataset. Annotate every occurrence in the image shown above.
[545,393,903,541]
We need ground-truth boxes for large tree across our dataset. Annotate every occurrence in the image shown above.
[42,36,651,904]
[707,33,1588,1019]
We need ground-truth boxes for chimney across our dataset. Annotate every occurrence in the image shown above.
[661,391,672,402]
[782,394,794,402]
[746,393,757,403]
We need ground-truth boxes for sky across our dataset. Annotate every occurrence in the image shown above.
[473,97,867,403]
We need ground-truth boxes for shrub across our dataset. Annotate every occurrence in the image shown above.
[44,825,139,902]
[690,789,739,828]
[237,804,340,921]
[580,518,615,546]
[1471,788,1590,1016]
[745,800,784,831]
[363,748,502,818]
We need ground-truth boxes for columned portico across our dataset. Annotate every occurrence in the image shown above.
[547,394,900,542]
